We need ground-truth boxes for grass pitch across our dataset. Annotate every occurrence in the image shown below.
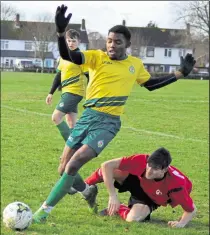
[1,72,209,235]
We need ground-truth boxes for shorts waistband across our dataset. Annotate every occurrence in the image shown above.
[84,108,120,120]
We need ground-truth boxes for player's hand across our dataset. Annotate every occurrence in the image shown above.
[178,53,196,77]
[107,194,120,216]
[46,94,53,105]
[55,4,72,33]
[168,221,186,228]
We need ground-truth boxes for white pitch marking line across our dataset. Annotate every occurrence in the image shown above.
[129,99,209,103]
[2,105,51,117]
[122,126,207,143]
[2,105,208,143]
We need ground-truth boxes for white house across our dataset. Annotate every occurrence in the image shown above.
[1,14,89,69]
[125,21,194,73]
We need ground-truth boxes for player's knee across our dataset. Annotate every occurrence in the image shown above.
[65,161,79,175]
[126,205,150,222]
[65,151,92,175]
[126,213,147,222]
[52,113,62,125]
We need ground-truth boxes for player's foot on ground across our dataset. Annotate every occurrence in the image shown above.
[84,185,98,213]
[99,208,108,216]
[68,186,77,195]
[33,207,49,223]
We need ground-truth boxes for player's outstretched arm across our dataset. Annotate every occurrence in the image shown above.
[168,204,197,228]
[46,72,61,105]
[101,158,122,216]
[55,5,83,64]
[142,54,196,91]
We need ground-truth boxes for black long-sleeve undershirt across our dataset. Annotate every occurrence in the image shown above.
[49,71,61,95]
[142,74,177,91]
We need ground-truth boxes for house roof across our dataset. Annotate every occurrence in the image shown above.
[1,50,54,59]
[1,20,89,43]
[128,27,188,48]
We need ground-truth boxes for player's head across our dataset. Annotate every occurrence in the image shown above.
[106,25,131,60]
[65,29,80,50]
[145,147,172,180]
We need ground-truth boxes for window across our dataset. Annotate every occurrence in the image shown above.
[5,59,9,67]
[25,41,32,51]
[146,47,155,57]
[1,40,9,50]
[164,48,172,57]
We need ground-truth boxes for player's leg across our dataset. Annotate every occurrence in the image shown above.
[52,109,70,141]
[33,111,97,223]
[125,203,151,222]
[65,112,77,129]
[54,92,82,141]
[85,168,128,185]
[44,108,121,211]
[118,174,158,222]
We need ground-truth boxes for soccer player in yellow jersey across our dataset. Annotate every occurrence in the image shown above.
[33,5,196,223]
[45,29,88,141]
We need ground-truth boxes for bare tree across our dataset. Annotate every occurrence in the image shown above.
[25,13,57,71]
[172,1,209,36]
[1,2,17,21]
[88,32,106,50]
[130,30,151,59]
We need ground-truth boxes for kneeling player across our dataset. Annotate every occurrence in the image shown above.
[85,147,196,228]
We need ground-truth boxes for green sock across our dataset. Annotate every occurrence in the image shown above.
[56,121,71,141]
[46,172,75,206]
[72,173,86,192]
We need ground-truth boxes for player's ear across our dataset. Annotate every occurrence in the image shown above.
[126,41,131,48]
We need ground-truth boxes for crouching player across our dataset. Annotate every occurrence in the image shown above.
[85,147,196,228]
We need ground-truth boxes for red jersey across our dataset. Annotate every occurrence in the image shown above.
[119,154,194,212]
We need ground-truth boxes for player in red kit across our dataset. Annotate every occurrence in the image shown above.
[85,147,196,228]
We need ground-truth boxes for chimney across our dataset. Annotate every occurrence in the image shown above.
[122,19,126,26]
[81,19,86,31]
[14,13,20,28]
[186,23,190,35]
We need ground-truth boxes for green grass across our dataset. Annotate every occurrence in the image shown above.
[1,72,209,235]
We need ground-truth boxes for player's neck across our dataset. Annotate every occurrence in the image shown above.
[154,172,167,182]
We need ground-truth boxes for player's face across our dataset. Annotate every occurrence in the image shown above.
[106,32,129,60]
[145,164,167,180]
[66,37,80,50]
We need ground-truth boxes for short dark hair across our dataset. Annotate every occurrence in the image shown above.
[66,29,80,39]
[108,25,131,41]
[147,147,172,169]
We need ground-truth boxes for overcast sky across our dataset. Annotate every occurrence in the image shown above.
[4,1,184,35]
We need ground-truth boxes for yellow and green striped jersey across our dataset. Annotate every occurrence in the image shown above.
[81,50,150,116]
[57,55,88,96]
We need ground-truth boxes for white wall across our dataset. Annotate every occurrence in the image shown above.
[142,47,193,65]
[1,40,26,51]
[1,39,88,66]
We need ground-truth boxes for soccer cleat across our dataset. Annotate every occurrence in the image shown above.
[33,207,49,224]
[83,185,98,213]
[99,208,108,216]
[68,187,77,195]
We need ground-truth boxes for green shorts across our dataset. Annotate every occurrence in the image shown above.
[56,92,83,114]
[66,108,121,155]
